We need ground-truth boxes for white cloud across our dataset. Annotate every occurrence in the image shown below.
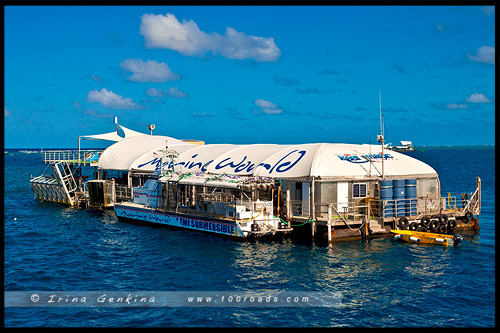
[446,103,468,110]
[145,87,167,97]
[87,88,142,110]
[254,99,283,114]
[255,99,278,109]
[120,59,180,83]
[167,87,188,98]
[468,46,495,65]
[145,87,188,98]
[140,13,281,62]
[465,93,492,104]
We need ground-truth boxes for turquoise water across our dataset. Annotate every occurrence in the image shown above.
[4,147,495,327]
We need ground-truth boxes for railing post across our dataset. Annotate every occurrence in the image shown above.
[327,204,332,243]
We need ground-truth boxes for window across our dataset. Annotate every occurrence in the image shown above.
[353,183,367,198]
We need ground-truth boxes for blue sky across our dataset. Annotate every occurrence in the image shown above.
[4,5,495,148]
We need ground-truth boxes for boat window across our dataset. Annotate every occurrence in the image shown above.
[353,183,367,198]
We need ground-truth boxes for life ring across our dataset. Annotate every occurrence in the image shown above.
[420,216,431,228]
[398,217,409,229]
[409,222,419,231]
[439,215,449,225]
[448,220,457,231]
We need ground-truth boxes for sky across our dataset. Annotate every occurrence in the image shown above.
[4,5,496,148]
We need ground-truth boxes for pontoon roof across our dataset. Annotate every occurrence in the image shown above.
[98,136,437,179]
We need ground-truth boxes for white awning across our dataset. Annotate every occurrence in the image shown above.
[80,131,123,142]
[80,125,147,142]
[121,126,148,139]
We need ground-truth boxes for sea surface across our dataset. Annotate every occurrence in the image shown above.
[4,147,495,327]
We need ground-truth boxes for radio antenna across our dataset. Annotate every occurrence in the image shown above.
[376,90,385,179]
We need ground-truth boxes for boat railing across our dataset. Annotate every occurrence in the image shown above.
[292,196,455,224]
[291,200,370,225]
[115,184,133,201]
[441,177,481,215]
[41,149,104,166]
[463,176,481,215]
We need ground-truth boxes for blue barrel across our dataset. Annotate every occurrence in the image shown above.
[380,180,393,200]
[393,179,406,199]
[404,179,417,216]
[405,179,417,198]
[393,179,406,217]
[379,180,393,217]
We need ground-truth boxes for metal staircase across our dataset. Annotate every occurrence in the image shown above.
[50,161,78,206]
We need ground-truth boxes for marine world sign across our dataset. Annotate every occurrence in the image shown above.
[137,149,307,174]
[336,153,393,164]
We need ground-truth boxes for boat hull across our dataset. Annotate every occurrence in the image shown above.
[114,202,290,240]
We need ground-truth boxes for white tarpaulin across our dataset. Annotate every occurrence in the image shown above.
[76,121,433,179]
[80,125,147,142]
[98,135,438,179]
[99,135,185,170]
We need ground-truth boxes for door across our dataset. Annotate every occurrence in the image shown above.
[337,182,349,213]
[295,182,302,215]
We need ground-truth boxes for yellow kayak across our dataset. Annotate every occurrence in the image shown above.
[390,230,463,247]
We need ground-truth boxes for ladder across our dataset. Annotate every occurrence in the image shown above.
[50,161,78,206]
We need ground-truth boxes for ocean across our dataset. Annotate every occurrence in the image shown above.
[3,147,495,327]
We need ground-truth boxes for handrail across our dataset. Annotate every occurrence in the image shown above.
[446,192,456,210]
[464,186,480,214]
[329,203,365,231]
[41,149,104,166]
[328,202,354,226]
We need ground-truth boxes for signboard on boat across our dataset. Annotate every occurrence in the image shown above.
[114,204,239,236]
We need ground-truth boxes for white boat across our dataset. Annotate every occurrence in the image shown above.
[388,141,415,152]
[114,172,292,240]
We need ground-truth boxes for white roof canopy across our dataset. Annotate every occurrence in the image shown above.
[99,135,188,170]
[80,125,147,142]
[99,136,437,179]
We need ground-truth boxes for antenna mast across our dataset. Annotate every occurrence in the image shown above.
[376,90,385,179]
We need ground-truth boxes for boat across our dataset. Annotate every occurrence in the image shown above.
[387,141,415,152]
[391,229,463,246]
[114,168,293,240]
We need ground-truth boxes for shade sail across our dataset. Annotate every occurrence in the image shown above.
[80,125,147,142]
